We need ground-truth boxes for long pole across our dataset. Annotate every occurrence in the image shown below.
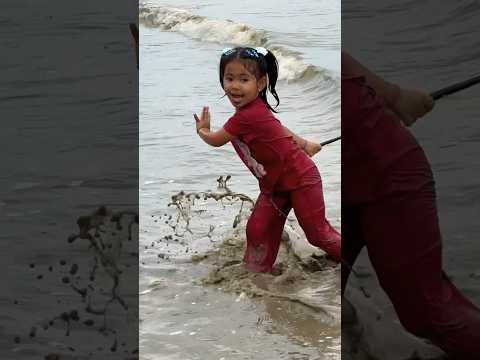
[320,75,480,146]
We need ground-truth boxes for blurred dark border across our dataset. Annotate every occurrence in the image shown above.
[342,1,480,359]
[0,1,139,358]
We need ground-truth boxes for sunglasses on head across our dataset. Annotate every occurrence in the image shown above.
[221,47,268,58]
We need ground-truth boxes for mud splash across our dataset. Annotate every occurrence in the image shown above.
[13,206,139,359]
[161,177,340,323]
[193,225,340,324]
[142,177,340,358]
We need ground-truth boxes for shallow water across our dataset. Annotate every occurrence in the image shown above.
[139,1,341,359]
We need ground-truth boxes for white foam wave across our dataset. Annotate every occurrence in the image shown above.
[140,5,267,46]
[139,4,335,83]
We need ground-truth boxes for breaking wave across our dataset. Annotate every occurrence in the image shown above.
[139,4,339,84]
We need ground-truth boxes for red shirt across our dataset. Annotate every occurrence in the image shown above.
[223,97,315,194]
[342,75,420,204]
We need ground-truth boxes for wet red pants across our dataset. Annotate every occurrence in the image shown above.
[342,76,480,358]
[243,167,341,273]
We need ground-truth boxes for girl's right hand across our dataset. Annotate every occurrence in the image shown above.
[304,141,322,157]
[194,106,211,134]
[390,87,435,127]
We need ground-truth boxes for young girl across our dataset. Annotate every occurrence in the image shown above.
[194,46,341,273]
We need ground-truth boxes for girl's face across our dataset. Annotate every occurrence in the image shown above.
[223,60,267,109]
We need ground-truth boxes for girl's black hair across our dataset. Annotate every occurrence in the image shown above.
[219,47,280,113]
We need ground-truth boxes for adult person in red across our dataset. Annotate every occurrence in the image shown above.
[342,51,480,358]
[194,47,341,273]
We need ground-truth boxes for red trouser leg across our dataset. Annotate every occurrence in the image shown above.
[291,168,341,262]
[244,167,341,271]
[362,150,480,358]
[244,192,291,273]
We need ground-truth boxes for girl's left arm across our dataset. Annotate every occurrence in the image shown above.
[194,106,235,147]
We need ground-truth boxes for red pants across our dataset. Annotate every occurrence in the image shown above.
[342,77,480,358]
[244,167,341,273]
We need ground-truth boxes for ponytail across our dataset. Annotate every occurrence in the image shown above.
[259,50,280,113]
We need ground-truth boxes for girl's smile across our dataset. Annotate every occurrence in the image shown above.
[223,60,266,109]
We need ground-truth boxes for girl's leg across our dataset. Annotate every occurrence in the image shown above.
[244,192,291,273]
[342,75,480,357]
[290,168,341,262]
[363,148,480,358]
